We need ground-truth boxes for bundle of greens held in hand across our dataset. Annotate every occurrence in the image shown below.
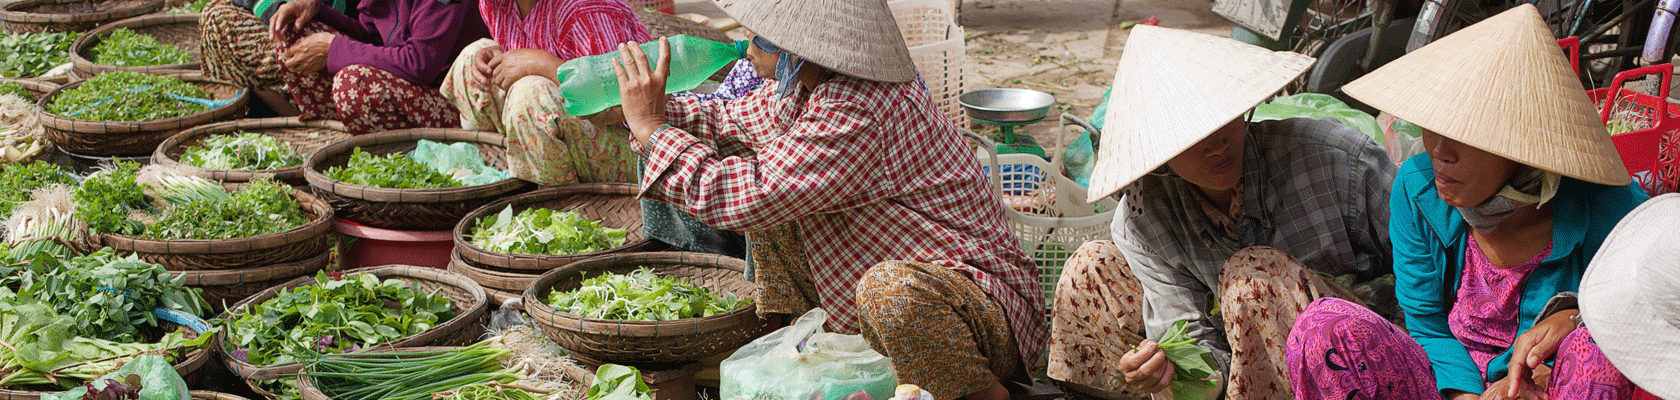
[91,28,194,67]
[145,177,308,240]
[226,271,456,366]
[326,148,459,189]
[179,132,302,170]
[469,205,628,255]
[47,71,210,121]
[302,342,517,400]
[0,32,79,78]
[1156,320,1219,400]
[546,268,748,321]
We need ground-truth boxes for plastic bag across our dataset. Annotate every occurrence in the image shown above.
[41,355,189,400]
[1249,93,1383,144]
[1378,112,1424,165]
[409,139,509,186]
[721,309,897,400]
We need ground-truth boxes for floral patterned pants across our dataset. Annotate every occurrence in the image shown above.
[440,39,638,185]
[199,0,286,93]
[854,260,1023,400]
[276,22,457,135]
[1047,241,1357,400]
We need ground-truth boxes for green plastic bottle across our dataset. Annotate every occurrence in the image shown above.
[556,35,748,116]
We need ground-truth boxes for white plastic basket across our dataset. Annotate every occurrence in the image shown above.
[966,130,1117,321]
[891,0,967,129]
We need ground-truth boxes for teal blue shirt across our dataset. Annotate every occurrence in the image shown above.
[1390,154,1648,395]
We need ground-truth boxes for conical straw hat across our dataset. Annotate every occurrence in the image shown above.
[712,0,917,82]
[1343,4,1628,186]
[1087,25,1315,201]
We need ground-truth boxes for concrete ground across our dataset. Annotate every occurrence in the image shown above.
[671,0,1236,156]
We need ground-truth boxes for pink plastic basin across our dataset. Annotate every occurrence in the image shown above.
[333,219,453,269]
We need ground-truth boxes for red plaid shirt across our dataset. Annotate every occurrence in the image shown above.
[638,76,1048,366]
[479,0,649,60]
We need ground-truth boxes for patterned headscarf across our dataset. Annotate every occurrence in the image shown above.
[1457,166,1561,232]
[751,36,806,98]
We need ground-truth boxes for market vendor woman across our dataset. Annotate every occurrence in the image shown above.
[602,0,1047,398]
[1047,25,1396,400]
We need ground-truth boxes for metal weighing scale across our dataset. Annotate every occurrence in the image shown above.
[959,88,1057,159]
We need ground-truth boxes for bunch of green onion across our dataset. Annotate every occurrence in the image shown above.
[150,173,231,205]
[4,185,86,261]
[302,342,517,400]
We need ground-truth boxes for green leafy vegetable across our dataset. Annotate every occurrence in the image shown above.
[167,0,210,13]
[0,83,30,101]
[584,364,652,400]
[1158,320,1219,400]
[91,29,193,67]
[39,354,189,400]
[0,32,79,78]
[179,132,302,170]
[7,248,210,342]
[47,71,209,122]
[0,161,75,220]
[0,288,213,390]
[227,271,456,366]
[304,343,516,400]
[325,148,460,189]
[470,205,627,255]
[73,161,151,236]
[146,178,307,240]
[546,268,748,321]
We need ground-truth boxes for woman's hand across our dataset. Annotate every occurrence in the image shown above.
[281,32,333,72]
[1484,376,1547,400]
[1118,340,1176,394]
[471,45,504,86]
[488,49,562,90]
[611,38,670,149]
[268,0,318,37]
[1506,310,1578,397]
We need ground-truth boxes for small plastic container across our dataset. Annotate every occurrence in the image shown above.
[333,219,453,269]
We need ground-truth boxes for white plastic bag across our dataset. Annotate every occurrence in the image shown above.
[721,308,897,400]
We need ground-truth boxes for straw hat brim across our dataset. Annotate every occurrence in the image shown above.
[1579,193,1680,399]
[1086,25,1315,201]
[1342,4,1628,186]
[712,0,918,82]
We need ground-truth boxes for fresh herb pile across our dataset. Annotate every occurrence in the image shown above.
[146,178,307,240]
[226,271,456,366]
[74,161,151,236]
[179,132,302,170]
[326,148,460,189]
[546,268,748,321]
[47,71,210,121]
[0,162,75,220]
[0,83,30,100]
[0,298,210,390]
[303,342,516,400]
[6,248,209,342]
[91,28,194,67]
[0,32,79,78]
[1157,320,1219,400]
[469,205,628,255]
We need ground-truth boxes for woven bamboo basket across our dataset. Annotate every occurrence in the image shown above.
[0,0,162,33]
[154,117,351,185]
[453,184,656,272]
[191,391,253,400]
[37,73,248,157]
[524,252,764,366]
[217,266,490,399]
[447,249,533,293]
[69,13,203,79]
[0,313,211,400]
[303,128,533,231]
[176,249,331,312]
[99,185,335,270]
[0,77,59,98]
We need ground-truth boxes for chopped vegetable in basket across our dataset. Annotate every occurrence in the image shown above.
[545,267,748,321]
[47,71,210,122]
[179,132,302,170]
[226,271,456,365]
[91,28,194,67]
[470,205,628,255]
[145,178,308,240]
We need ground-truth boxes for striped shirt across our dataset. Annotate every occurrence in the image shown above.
[479,0,650,60]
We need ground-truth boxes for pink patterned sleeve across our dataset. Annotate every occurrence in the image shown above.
[564,9,652,58]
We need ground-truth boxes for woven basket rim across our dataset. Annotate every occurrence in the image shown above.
[522,252,758,337]
[302,128,526,203]
[152,117,349,182]
[0,0,164,23]
[99,186,335,255]
[70,13,204,74]
[35,73,248,132]
[190,391,253,400]
[172,250,331,285]
[0,77,60,95]
[216,265,490,382]
[451,183,653,270]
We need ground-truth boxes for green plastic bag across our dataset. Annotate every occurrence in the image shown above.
[41,355,189,400]
[1249,93,1383,144]
[408,139,509,186]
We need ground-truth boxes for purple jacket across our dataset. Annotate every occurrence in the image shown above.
[315,0,489,86]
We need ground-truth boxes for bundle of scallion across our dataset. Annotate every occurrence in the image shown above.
[4,185,88,261]
[302,342,517,400]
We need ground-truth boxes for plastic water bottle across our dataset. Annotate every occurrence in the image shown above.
[556,35,747,116]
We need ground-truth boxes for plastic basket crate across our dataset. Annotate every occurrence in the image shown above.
[968,131,1117,321]
[1585,63,1680,195]
[891,0,966,129]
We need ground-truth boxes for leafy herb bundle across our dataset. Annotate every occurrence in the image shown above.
[0,32,79,78]
[325,148,460,189]
[179,132,302,170]
[0,162,75,220]
[1158,320,1219,400]
[47,71,209,122]
[91,29,193,67]
[546,268,748,321]
[73,161,150,236]
[146,179,308,240]
[227,272,456,365]
[0,295,211,390]
[0,83,31,101]
[7,248,210,343]
[469,206,628,255]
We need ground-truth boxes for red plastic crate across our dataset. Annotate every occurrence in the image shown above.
[1585,64,1680,195]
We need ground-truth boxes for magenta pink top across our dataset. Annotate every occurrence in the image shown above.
[1448,234,1553,381]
